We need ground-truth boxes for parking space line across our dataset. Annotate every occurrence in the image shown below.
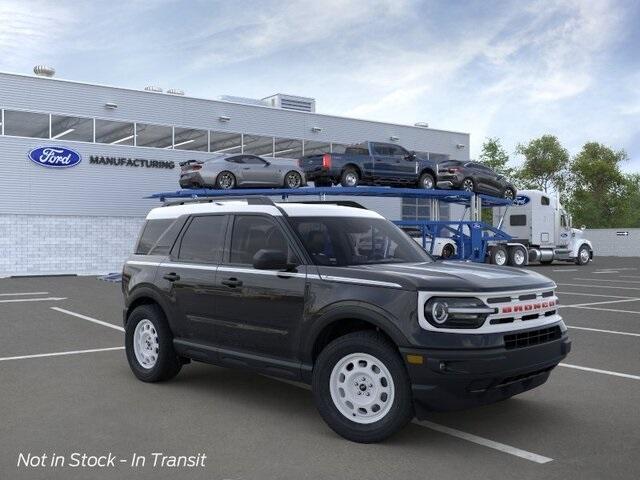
[557,291,639,299]
[560,298,640,308]
[553,269,578,272]
[565,305,640,315]
[557,283,640,291]
[51,307,125,332]
[560,363,640,381]
[0,291,49,296]
[265,376,553,464]
[567,326,640,337]
[572,278,640,284]
[0,296,67,303]
[0,346,124,362]
[413,420,553,464]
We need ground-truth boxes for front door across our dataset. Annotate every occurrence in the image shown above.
[238,155,275,185]
[558,211,571,247]
[211,214,307,360]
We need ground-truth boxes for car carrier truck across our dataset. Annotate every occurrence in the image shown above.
[491,189,593,266]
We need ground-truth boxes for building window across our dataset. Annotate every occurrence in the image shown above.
[50,114,93,142]
[303,140,330,156]
[402,198,431,221]
[210,131,242,154]
[274,138,303,158]
[331,143,348,154]
[3,110,49,138]
[243,134,274,156]
[173,127,208,151]
[95,119,134,145]
[135,123,173,149]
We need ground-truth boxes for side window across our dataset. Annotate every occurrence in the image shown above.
[136,219,174,255]
[372,144,391,156]
[149,218,186,255]
[229,216,297,265]
[178,215,227,263]
[510,215,527,226]
[541,196,550,206]
[226,156,244,164]
[388,145,408,157]
[561,214,567,228]
[243,155,267,165]
[295,221,337,266]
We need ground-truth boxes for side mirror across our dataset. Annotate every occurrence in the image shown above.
[581,225,586,231]
[405,151,416,161]
[252,249,289,270]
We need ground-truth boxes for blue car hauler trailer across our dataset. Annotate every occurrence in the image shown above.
[149,186,514,264]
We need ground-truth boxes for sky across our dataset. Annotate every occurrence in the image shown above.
[1,0,639,170]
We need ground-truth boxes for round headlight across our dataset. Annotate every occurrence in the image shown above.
[431,300,449,324]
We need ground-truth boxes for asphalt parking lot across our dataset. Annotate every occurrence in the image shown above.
[1,257,639,480]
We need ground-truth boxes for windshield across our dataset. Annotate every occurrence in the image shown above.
[288,216,433,266]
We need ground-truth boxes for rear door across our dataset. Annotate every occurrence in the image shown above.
[370,143,395,181]
[156,214,229,342]
[211,214,307,360]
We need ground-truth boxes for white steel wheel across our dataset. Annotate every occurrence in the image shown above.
[133,319,159,369]
[511,247,526,266]
[329,352,395,424]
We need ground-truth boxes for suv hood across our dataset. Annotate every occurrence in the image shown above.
[321,261,555,292]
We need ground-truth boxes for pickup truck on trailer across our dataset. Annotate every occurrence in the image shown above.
[122,197,570,443]
[299,141,440,189]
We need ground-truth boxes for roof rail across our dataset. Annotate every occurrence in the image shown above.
[162,196,275,207]
[290,200,368,210]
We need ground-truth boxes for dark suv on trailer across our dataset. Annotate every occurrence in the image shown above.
[122,197,570,443]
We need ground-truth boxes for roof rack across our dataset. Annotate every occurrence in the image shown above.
[161,195,275,207]
[289,200,368,209]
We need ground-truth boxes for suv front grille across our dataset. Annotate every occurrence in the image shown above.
[504,326,561,350]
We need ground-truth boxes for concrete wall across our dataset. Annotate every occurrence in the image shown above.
[585,228,640,257]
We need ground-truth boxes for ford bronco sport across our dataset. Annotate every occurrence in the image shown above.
[123,197,570,443]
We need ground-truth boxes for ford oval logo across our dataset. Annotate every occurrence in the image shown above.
[513,195,530,206]
[28,146,82,168]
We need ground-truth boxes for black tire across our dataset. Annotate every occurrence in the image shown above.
[503,187,516,200]
[441,243,455,259]
[340,168,359,187]
[418,172,435,189]
[575,244,591,265]
[461,177,475,192]
[508,245,527,267]
[284,171,303,189]
[125,304,182,383]
[215,171,236,189]
[490,245,508,266]
[312,331,413,443]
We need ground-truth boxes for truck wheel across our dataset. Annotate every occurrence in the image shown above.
[441,243,455,258]
[312,331,413,443]
[575,245,591,265]
[490,245,508,266]
[340,168,359,187]
[125,304,182,383]
[418,172,435,189]
[508,246,527,267]
[215,171,236,189]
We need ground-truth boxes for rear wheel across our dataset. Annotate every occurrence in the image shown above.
[125,304,182,383]
[508,246,527,267]
[418,172,435,189]
[490,245,508,266]
[215,171,236,189]
[340,168,359,187]
[462,178,475,192]
[312,331,413,443]
[284,171,303,189]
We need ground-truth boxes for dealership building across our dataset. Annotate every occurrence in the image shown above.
[0,68,470,276]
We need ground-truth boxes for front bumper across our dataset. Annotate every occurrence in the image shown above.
[400,332,571,416]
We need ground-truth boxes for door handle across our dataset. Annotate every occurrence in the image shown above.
[163,272,180,282]
[221,277,243,288]
[243,167,251,170]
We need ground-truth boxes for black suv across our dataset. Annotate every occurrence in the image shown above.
[123,197,570,443]
[436,160,517,199]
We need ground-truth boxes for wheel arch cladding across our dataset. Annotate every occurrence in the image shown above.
[125,289,168,326]
[343,163,362,177]
[419,167,435,178]
[306,305,409,363]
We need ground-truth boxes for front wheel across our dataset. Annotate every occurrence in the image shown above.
[312,331,413,443]
[418,172,435,189]
[125,304,182,383]
[284,171,303,189]
[441,243,455,259]
[576,244,591,265]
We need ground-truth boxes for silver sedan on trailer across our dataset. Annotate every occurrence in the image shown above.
[179,154,307,189]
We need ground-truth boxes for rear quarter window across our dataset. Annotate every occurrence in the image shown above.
[135,219,174,255]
